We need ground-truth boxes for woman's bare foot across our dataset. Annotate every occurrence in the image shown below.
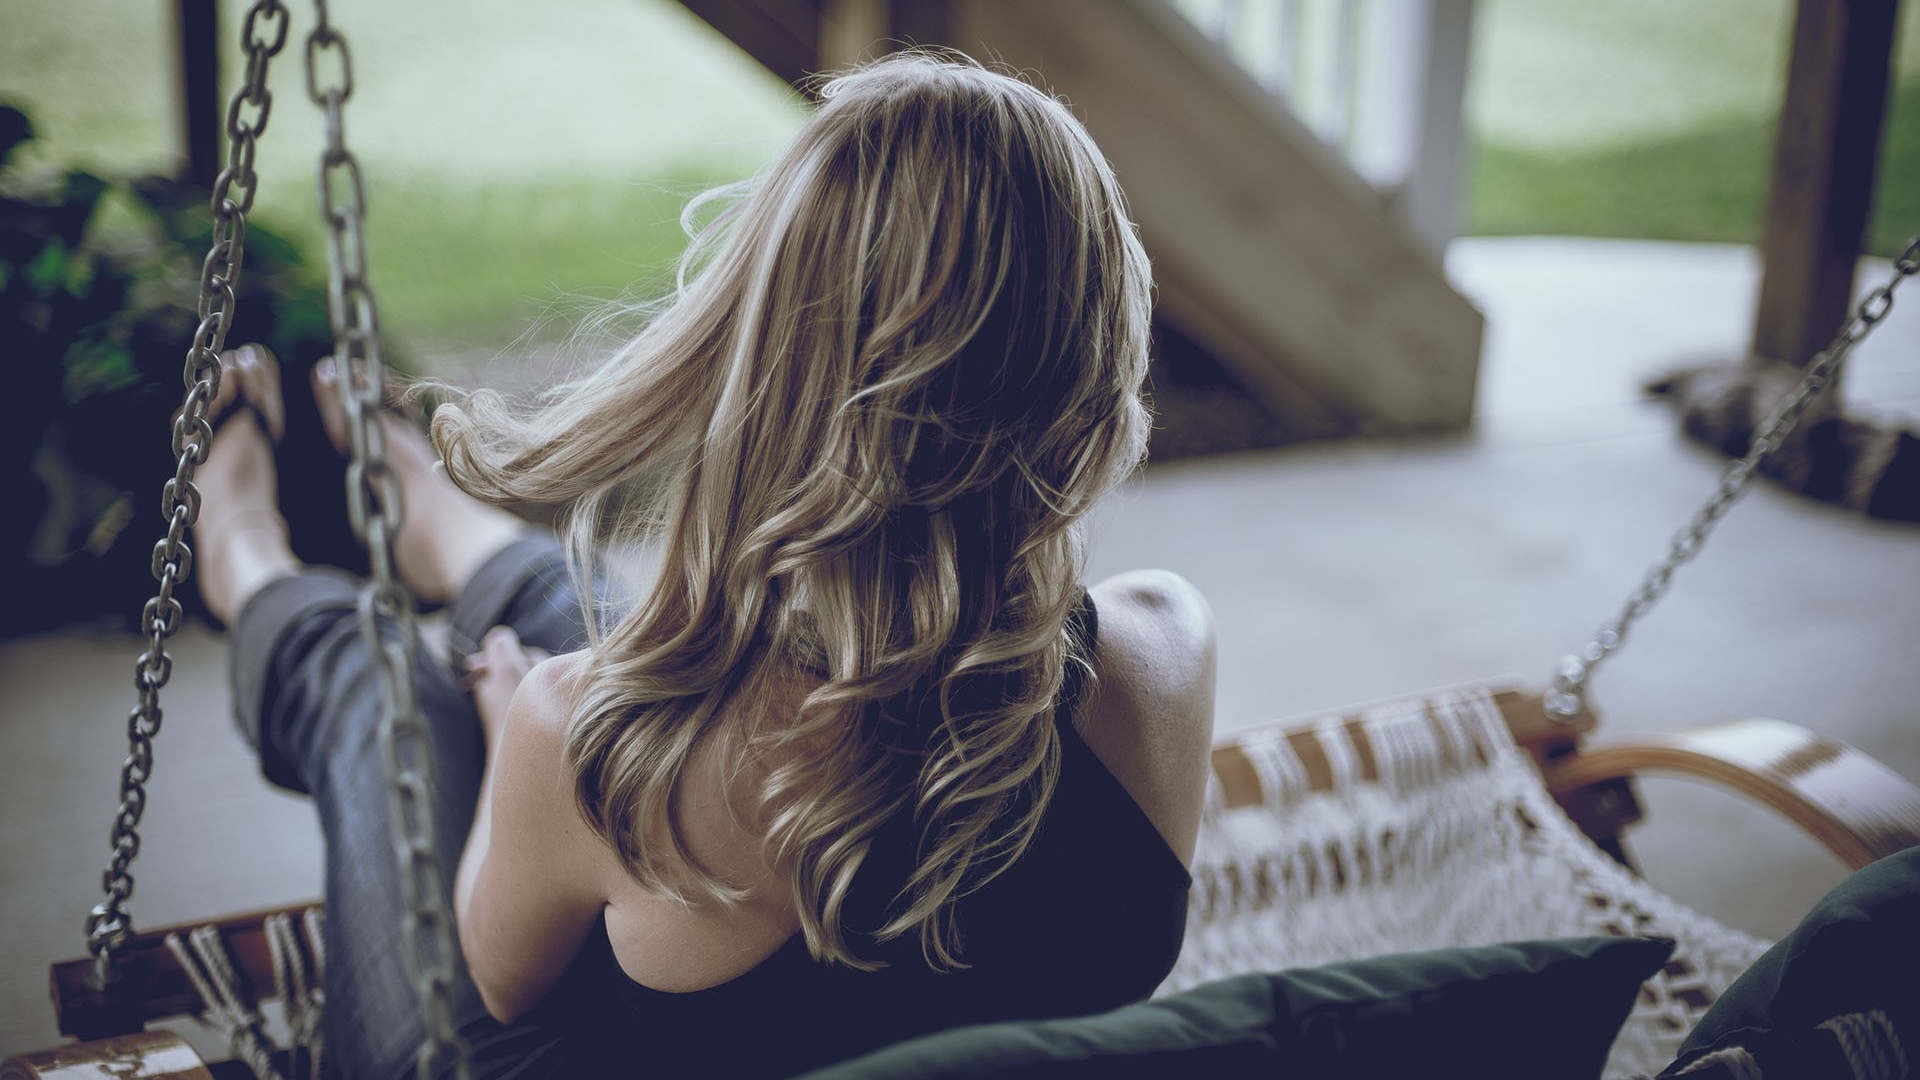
[312,359,526,605]
[193,346,302,627]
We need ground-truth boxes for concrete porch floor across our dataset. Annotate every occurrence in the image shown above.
[3,236,1917,1057]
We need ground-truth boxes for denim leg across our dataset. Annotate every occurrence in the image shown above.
[445,533,616,663]
[229,570,566,1079]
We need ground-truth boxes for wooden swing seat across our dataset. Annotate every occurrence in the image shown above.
[0,1030,213,1080]
[16,685,1920,1078]
[1207,686,1920,874]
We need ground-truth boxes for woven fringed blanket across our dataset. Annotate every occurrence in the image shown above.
[1169,687,1772,1079]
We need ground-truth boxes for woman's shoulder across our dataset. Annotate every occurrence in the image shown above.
[1077,570,1217,865]
[513,650,591,731]
[490,651,593,794]
[1086,570,1213,666]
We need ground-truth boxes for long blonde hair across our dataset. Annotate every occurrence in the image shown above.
[433,51,1152,969]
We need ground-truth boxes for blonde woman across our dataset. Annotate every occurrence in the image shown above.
[193,52,1215,1079]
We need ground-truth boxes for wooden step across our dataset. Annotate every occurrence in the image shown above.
[675,0,1484,436]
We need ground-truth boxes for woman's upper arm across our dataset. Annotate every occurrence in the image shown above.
[455,655,609,1023]
[1084,569,1218,865]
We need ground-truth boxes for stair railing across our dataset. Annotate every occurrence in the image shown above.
[1169,0,1476,256]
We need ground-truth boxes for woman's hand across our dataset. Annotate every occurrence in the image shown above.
[465,626,550,743]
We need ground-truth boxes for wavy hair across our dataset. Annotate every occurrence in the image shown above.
[432,51,1153,969]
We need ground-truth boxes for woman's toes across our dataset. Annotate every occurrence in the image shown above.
[312,358,352,455]
[314,358,438,468]
[309,360,526,603]
[208,344,285,441]
[236,344,286,441]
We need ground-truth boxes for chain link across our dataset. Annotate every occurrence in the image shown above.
[86,0,289,991]
[1546,235,1920,722]
[303,4,471,1076]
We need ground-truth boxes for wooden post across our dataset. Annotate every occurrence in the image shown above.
[1354,0,1477,257]
[886,0,957,49]
[171,0,220,188]
[820,0,886,69]
[819,0,955,68]
[1750,0,1900,372]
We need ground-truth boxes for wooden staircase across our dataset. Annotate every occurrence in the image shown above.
[676,0,1485,439]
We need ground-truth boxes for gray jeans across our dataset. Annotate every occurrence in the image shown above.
[231,533,603,1079]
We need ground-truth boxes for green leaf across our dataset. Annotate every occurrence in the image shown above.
[62,338,140,402]
[21,240,70,298]
[243,221,307,271]
[53,170,109,247]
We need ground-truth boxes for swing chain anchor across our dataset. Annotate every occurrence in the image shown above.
[87,0,290,993]
[303,3,472,1077]
[1545,235,1920,724]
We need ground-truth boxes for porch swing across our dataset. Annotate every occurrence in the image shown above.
[7,2,1920,1078]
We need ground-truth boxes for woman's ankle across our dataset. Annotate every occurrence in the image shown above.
[201,514,303,626]
[401,498,528,603]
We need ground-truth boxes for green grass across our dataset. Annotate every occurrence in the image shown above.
[1470,79,1920,256]
[25,160,732,372]
[1,0,803,364]
[5,0,1918,357]
[351,169,738,355]
[1463,0,1920,256]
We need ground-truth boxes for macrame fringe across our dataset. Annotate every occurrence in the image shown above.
[1820,1009,1909,1080]
[1168,687,1772,1080]
[164,905,327,1080]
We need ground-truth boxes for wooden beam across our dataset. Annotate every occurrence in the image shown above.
[1751,0,1901,371]
[1153,271,1364,441]
[951,0,1484,433]
[674,0,1485,434]
[675,0,823,90]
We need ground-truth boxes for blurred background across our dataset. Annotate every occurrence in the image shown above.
[2,0,1918,1061]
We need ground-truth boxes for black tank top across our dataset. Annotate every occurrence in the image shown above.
[503,596,1192,1079]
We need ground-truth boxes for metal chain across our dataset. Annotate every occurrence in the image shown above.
[1546,235,1920,722]
[304,5,472,1077]
[85,0,291,991]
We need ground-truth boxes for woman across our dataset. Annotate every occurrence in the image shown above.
[195,51,1215,1078]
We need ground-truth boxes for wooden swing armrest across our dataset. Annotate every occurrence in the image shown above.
[1542,717,1920,871]
[1209,685,1593,809]
[47,902,318,1041]
[0,1030,211,1080]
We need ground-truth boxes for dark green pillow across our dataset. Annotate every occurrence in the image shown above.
[795,936,1674,1080]
[1660,846,1920,1079]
